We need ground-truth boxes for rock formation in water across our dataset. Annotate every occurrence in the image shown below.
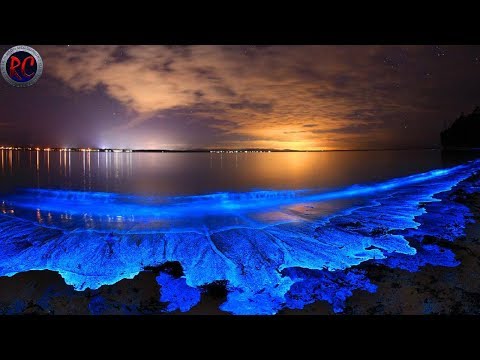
[441,107,480,149]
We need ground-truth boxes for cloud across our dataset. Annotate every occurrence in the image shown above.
[36,45,480,149]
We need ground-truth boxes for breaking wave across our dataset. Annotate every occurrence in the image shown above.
[0,160,479,314]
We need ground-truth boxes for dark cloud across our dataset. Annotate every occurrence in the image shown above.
[1,45,480,150]
[284,130,307,134]
[193,67,222,81]
[111,46,132,63]
[194,90,205,98]
[229,101,273,112]
[162,59,175,73]
[212,86,237,97]
[312,123,380,135]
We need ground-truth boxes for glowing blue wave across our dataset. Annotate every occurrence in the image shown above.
[4,165,460,218]
[0,160,479,314]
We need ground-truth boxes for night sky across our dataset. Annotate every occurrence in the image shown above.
[1,45,480,150]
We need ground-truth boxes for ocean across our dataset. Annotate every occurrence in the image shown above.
[0,149,478,314]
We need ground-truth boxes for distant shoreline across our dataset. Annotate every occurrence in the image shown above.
[0,147,444,153]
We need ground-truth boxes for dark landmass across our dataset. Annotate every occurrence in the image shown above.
[1,171,480,315]
[442,107,480,150]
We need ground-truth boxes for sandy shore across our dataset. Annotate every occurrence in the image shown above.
[1,173,480,315]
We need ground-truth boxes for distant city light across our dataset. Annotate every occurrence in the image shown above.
[0,146,292,153]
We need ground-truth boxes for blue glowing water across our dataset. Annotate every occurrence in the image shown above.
[0,160,479,314]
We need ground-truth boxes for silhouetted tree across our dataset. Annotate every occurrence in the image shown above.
[441,107,480,148]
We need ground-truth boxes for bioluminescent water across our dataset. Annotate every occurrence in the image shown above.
[0,157,479,314]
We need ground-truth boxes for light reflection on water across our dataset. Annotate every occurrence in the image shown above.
[0,159,473,235]
[0,149,450,197]
[0,159,478,314]
[0,149,471,233]
[0,149,479,314]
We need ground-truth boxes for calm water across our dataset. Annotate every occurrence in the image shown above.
[1,149,480,314]
[0,149,460,196]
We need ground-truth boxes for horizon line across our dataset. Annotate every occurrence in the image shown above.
[0,145,444,152]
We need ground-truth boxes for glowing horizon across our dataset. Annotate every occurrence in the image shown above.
[2,45,480,150]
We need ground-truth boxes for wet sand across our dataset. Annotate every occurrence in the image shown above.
[2,174,480,315]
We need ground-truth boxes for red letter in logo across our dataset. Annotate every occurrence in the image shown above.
[8,56,22,80]
[21,56,35,78]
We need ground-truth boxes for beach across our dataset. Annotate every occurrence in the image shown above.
[1,168,479,315]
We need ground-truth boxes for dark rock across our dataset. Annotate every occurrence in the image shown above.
[200,280,229,300]
[145,261,184,278]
